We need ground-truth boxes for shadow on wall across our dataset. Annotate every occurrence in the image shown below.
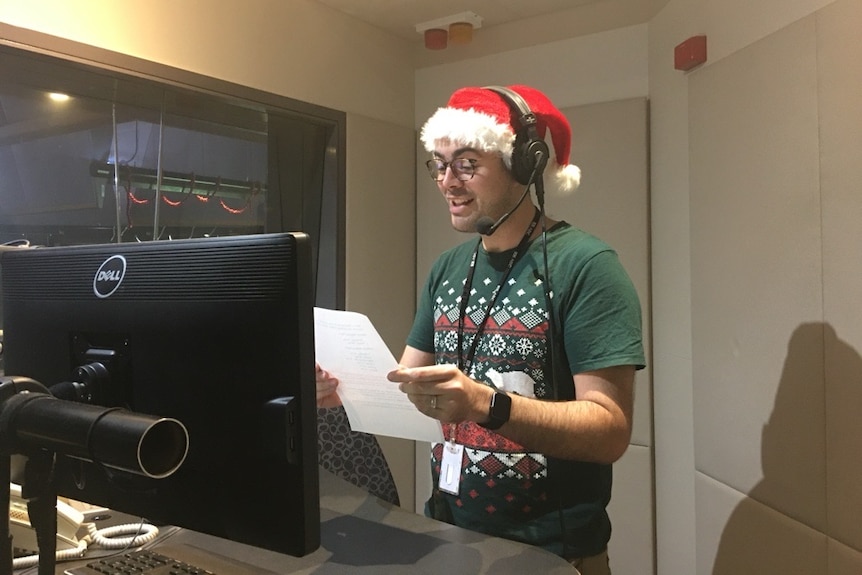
[712,322,862,574]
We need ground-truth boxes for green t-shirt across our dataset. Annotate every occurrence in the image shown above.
[407,221,645,558]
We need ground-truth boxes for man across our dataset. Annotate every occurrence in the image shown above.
[317,84,644,574]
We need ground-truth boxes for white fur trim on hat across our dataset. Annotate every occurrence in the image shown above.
[420,107,516,168]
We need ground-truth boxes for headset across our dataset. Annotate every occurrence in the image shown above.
[475,86,551,236]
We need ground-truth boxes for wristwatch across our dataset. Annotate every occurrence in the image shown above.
[479,391,512,430]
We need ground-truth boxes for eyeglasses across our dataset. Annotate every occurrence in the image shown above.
[425,158,478,182]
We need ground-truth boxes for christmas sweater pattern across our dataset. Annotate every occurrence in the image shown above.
[411,223,644,545]
[431,265,557,528]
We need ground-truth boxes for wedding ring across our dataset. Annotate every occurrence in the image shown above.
[430,395,437,409]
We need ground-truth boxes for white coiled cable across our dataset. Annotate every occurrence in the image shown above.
[86,521,160,549]
[11,537,88,570]
[11,520,159,570]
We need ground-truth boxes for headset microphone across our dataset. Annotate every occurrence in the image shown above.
[475,182,532,236]
[475,147,547,236]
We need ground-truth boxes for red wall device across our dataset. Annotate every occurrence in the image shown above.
[674,35,707,71]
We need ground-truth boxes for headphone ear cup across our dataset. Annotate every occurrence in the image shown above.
[483,86,549,185]
[511,128,549,185]
[511,130,534,185]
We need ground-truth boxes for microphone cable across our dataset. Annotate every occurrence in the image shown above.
[533,167,577,561]
[477,145,575,559]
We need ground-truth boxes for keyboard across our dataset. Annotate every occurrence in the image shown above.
[64,549,218,575]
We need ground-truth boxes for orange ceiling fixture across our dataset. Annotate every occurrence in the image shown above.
[448,22,473,45]
[424,28,448,50]
[415,11,483,50]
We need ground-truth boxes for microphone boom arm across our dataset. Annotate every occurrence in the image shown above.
[476,148,547,236]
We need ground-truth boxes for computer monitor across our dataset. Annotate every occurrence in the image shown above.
[0,232,320,557]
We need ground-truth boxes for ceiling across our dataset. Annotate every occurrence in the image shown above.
[312,0,607,41]
[311,0,670,65]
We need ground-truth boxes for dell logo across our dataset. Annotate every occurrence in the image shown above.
[93,255,127,299]
[97,270,123,281]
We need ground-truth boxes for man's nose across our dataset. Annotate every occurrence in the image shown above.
[440,165,463,187]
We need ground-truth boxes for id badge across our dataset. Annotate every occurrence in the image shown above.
[438,441,464,495]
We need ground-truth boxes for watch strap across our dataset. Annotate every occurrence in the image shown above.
[478,391,511,430]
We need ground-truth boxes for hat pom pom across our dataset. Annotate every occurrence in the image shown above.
[556,164,581,193]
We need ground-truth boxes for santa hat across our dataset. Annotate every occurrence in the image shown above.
[420,85,581,193]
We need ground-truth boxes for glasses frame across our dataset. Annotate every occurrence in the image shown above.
[425,157,478,182]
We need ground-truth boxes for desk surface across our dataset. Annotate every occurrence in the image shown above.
[49,467,574,574]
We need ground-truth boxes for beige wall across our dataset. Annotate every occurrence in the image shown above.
[562,98,653,575]
[343,113,417,509]
[689,15,823,572]
[0,0,415,127]
[688,3,861,574]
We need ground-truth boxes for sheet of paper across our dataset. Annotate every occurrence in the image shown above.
[314,307,444,443]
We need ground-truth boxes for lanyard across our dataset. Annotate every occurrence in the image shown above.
[456,207,542,374]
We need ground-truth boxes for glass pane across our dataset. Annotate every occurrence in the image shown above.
[0,42,344,317]
[102,103,269,242]
[0,81,116,245]
[0,50,271,245]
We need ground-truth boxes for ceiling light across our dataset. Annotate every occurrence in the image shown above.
[424,28,448,50]
[415,11,483,50]
[448,22,474,45]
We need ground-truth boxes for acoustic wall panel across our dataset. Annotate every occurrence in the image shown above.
[817,0,862,552]
[689,1,862,571]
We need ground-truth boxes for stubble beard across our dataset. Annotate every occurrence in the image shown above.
[451,212,480,234]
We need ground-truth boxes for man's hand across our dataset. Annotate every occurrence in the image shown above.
[315,363,342,408]
[387,363,493,424]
